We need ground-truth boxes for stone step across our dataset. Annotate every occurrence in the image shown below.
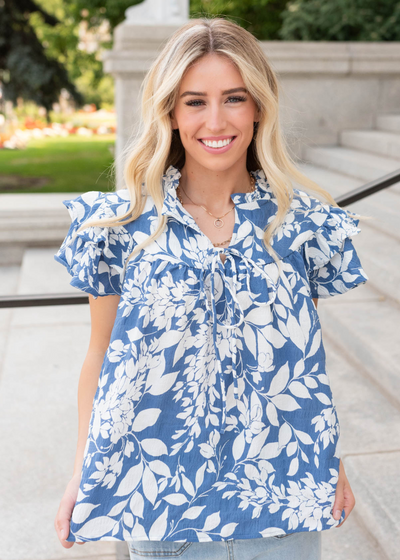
[303,145,400,189]
[300,132,400,558]
[348,225,400,304]
[322,321,400,457]
[0,192,82,265]
[340,129,400,160]
[321,319,400,560]
[344,452,400,560]
[0,192,82,215]
[320,286,400,560]
[318,283,400,410]
[10,247,90,327]
[376,113,400,133]
[298,163,400,240]
[0,216,72,243]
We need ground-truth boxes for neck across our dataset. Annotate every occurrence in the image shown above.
[178,160,253,211]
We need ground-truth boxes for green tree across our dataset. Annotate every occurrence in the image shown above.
[68,0,143,31]
[280,0,400,41]
[190,0,288,40]
[0,0,83,112]
[70,0,289,41]
[30,0,116,108]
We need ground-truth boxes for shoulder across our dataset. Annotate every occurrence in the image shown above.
[290,187,358,228]
[62,189,132,225]
[271,187,361,255]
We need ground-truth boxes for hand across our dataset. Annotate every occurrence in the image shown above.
[54,474,85,548]
[332,459,355,527]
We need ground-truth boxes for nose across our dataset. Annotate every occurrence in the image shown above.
[205,101,227,133]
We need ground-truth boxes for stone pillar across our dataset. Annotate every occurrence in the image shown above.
[102,0,189,188]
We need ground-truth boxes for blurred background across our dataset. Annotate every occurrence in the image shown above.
[1,0,399,194]
[0,2,399,560]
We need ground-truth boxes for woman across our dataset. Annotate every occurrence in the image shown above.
[54,17,368,560]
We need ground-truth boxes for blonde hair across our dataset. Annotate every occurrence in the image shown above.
[76,16,362,280]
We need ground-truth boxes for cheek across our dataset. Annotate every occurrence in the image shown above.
[234,108,256,129]
[177,114,200,136]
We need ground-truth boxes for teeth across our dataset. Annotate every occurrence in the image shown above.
[201,137,234,148]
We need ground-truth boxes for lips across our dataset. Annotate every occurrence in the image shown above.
[199,136,236,147]
[199,135,236,142]
[197,135,238,154]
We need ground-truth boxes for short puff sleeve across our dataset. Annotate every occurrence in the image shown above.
[301,205,369,299]
[54,190,133,299]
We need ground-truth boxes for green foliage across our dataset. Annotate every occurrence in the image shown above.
[4,0,397,113]
[68,0,143,31]
[280,0,400,41]
[31,0,115,108]
[0,0,83,111]
[190,0,288,40]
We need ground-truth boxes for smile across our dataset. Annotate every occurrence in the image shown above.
[198,136,237,153]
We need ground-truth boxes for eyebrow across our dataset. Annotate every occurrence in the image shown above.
[180,87,248,98]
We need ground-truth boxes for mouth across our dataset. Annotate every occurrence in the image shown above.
[198,136,237,150]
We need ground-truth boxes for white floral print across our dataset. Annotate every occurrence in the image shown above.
[54,165,368,543]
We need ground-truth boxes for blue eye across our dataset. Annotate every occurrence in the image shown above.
[184,96,247,107]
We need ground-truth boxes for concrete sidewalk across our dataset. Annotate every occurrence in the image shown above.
[0,255,117,560]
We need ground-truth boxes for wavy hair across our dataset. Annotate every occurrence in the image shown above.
[75,16,362,280]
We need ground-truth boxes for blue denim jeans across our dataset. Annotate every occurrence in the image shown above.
[127,531,321,560]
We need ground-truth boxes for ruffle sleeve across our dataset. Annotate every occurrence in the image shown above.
[54,190,133,299]
[300,205,369,299]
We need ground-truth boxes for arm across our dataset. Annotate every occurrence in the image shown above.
[54,294,121,548]
[311,296,355,525]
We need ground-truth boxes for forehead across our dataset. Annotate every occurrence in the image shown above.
[179,53,244,91]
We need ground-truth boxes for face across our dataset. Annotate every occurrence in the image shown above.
[170,53,260,173]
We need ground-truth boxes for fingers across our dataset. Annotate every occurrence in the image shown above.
[332,491,345,523]
[337,482,356,528]
[55,474,84,548]
[54,492,75,547]
[333,459,356,528]
[54,517,74,549]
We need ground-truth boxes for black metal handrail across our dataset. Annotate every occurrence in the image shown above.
[1,168,399,309]
[336,168,400,206]
[0,292,89,308]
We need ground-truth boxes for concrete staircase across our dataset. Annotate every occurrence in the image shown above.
[298,112,400,560]
[0,113,399,560]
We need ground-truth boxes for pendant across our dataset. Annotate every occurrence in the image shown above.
[214,218,224,228]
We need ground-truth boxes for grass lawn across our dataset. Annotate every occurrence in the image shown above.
[0,135,116,193]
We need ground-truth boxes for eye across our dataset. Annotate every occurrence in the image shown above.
[227,96,247,103]
[184,96,247,107]
[184,99,204,107]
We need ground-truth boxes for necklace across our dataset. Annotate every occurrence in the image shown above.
[176,172,256,247]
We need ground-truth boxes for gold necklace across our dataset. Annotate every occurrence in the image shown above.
[177,172,255,228]
[176,172,256,247]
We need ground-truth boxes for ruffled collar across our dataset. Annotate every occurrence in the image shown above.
[161,164,275,224]
[159,163,352,267]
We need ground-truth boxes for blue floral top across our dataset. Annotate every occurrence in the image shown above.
[54,165,368,543]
